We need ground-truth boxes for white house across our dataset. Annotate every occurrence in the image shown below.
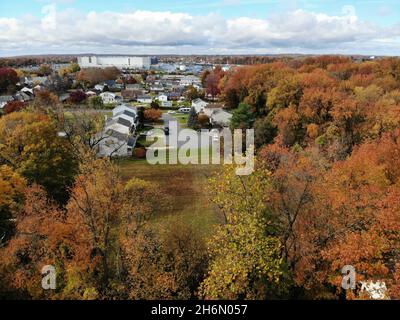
[100,92,117,104]
[112,104,138,118]
[105,117,134,135]
[97,130,136,158]
[158,94,168,102]
[95,84,105,92]
[192,98,208,113]
[137,95,153,104]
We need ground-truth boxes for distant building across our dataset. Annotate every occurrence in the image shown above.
[77,55,152,70]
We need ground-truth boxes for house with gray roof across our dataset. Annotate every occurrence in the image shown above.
[98,104,138,157]
[0,96,14,109]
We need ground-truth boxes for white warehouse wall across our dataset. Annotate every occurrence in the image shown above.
[78,56,151,69]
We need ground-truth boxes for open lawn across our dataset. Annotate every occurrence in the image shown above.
[116,158,223,237]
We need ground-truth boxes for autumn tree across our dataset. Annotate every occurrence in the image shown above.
[185,85,203,101]
[77,67,120,87]
[33,89,59,108]
[122,222,207,300]
[0,184,67,299]
[55,110,106,159]
[3,101,26,114]
[0,111,77,204]
[0,68,18,94]
[144,108,162,122]
[200,164,288,300]
[204,66,225,99]
[0,166,26,244]
[69,90,87,104]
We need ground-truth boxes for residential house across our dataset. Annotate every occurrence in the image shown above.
[98,104,138,158]
[126,83,145,91]
[161,101,173,107]
[158,94,168,102]
[137,95,153,104]
[20,87,34,95]
[85,90,97,97]
[0,96,14,109]
[15,91,33,103]
[121,89,143,102]
[98,130,134,158]
[100,92,121,104]
[168,92,183,101]
[179,75,201,87]
[94,84,105,92]
[192,98,208,113]
[112,104,138,118]
[209,109,232,127]
[104,80,124,92]
[149,84,164,93]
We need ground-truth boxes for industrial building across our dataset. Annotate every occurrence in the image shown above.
[77,55,152,69]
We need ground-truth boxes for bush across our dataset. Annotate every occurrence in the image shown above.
[134,147,147,159]
[88,96,104,109]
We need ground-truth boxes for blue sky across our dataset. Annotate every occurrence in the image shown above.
[1,0,399,24]
[0,0,399,56]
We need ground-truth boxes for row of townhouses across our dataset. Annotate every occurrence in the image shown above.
[98,104,138,158]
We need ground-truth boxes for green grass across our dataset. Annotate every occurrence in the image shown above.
[116,158,223,237]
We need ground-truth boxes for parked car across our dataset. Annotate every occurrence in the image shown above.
[145,130,154,136]
[178,107,191,113]
[164,127,170,136]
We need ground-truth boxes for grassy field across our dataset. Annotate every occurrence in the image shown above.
[116,158,223,237]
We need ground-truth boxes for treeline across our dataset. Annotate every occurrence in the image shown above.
[0,56,77,68]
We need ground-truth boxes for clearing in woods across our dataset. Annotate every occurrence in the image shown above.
[116,158,223,237]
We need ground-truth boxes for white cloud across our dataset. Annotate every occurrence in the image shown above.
[0,7,398,56]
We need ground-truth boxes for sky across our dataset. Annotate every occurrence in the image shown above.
[0,0,399,56]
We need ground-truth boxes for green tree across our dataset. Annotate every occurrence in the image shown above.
[200,165,288,300]
[88,95,104,109]
[230,103,255,130]
[187,107,199,129]
[254,116,277,148]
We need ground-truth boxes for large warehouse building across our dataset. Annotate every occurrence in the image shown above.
[77,55,152,69]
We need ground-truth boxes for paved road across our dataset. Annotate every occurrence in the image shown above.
[162,113,214,149]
